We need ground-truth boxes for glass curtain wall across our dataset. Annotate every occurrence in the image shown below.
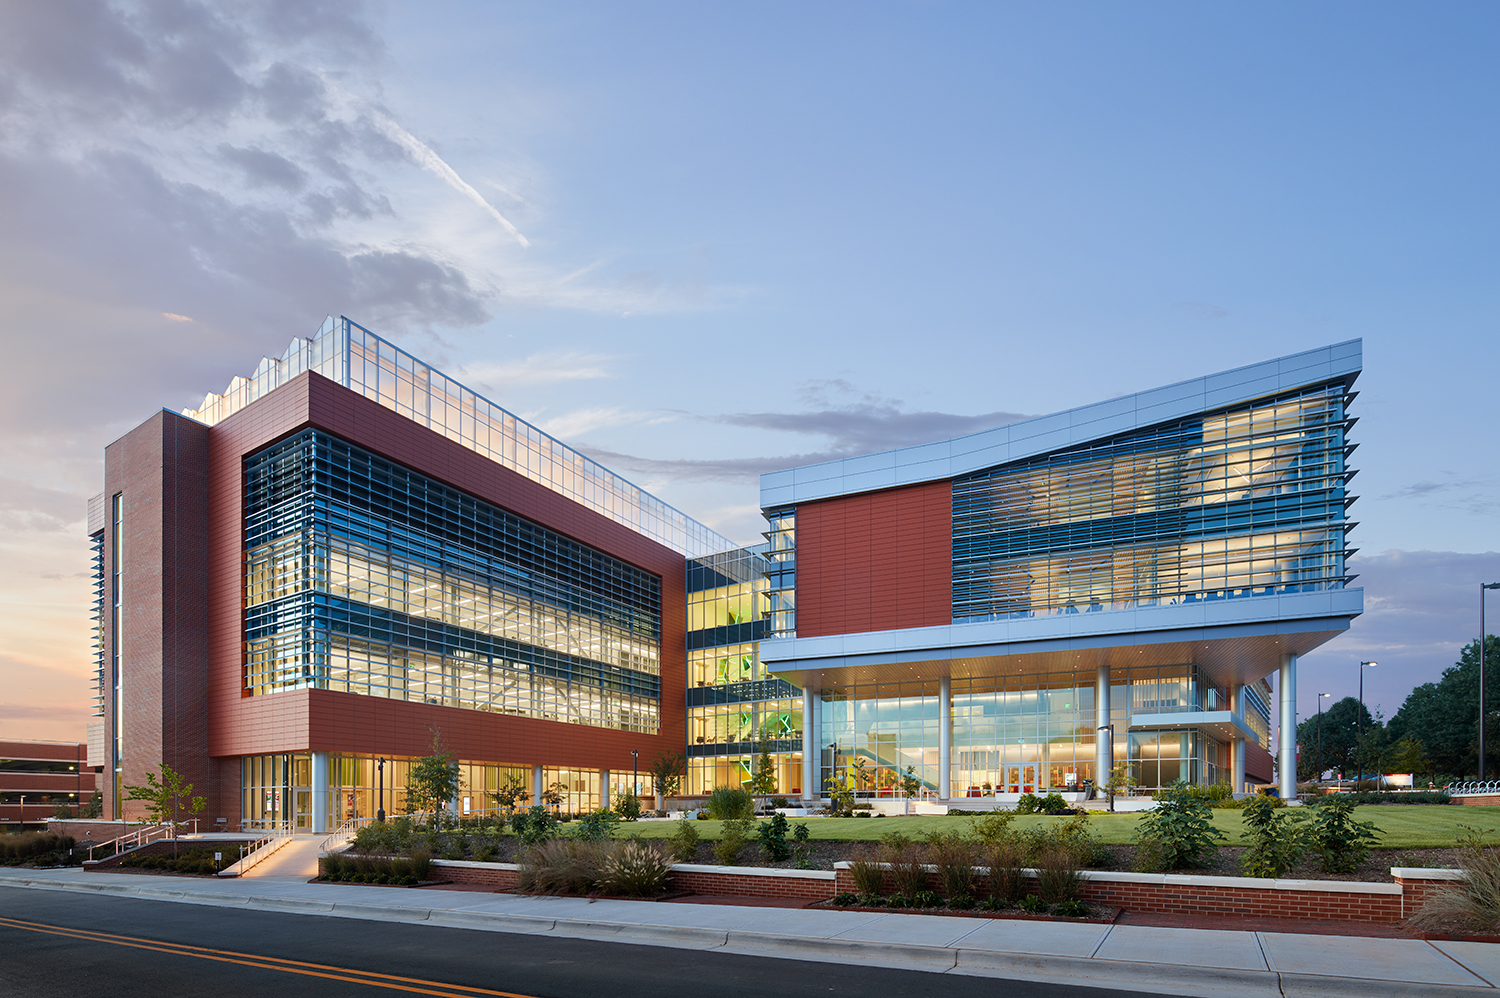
[684,547,803,797]
[241,430,663,736]
[953,383,1353,621]
[821,665,1233,797]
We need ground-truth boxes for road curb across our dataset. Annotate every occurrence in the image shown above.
[2,874,1493,996]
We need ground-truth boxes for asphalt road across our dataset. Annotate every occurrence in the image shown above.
[0,885,1166,998]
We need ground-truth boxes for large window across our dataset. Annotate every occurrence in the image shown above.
[241,430,663,734]
[953,383,1352,620]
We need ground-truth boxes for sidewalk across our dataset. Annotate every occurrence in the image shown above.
[2,866,1495,998]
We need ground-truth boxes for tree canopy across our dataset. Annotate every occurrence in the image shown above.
[1294,696,1373,780]
[1387,636,1500,779]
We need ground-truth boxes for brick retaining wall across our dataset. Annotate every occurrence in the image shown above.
[831,864,1462,924]
[330,855,1463,924]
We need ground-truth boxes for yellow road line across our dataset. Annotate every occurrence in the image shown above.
[0,916,541,998]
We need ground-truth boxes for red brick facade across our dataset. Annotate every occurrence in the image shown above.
[101,372,687,827]
[794,481,952,638]
[0,740,94,828]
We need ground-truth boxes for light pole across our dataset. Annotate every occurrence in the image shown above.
[1357,662,1377,780]
[1480,584,1500,781]
[1317,692,1331,781]
[631,748,639,803]
[376,757,387,823]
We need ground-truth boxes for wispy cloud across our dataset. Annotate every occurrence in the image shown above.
[534,406,649,440]
[1380,473,1499,515]
[460,351,617,389]
[358,102,531,249]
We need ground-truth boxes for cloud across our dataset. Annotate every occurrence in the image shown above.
[358,104,531,248]
[0,476,86,533]
[1379,474,1499,516]
[578,383,1029,484]
[461,351,617,389]
[534,407,649,440]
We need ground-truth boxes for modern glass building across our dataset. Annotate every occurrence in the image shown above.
[90,321,1359,827]
[761,340,1362,801]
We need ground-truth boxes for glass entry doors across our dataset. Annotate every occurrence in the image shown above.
[241,754,313,830]
[1006,765,1036,794]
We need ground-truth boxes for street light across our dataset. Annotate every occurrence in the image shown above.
[376,757,387,823]
[1358,661,1377,740]
[1317,693,1332,782]
[631,748,639,803]
[1480,584,1500,781]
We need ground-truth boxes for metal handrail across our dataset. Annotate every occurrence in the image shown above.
[86,824,172,862]
[218,824,295,877]
[319,815,372,854]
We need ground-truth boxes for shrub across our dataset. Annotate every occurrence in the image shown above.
[612,789,642,822]
[969,811,1017,844]
[1305,794,1380,874]
[1017,894,1047,913]
[832,892,858,906]
[514,805,559,845]
[1035,846,1083,904]
[860,893,888,907]
[1014,792,1043,814]
[1239,794,1307,879]
[912,890,941,908]
[572,809,621,842]
[948,893,976,910]
[667,818,699,862]
[1134,781,1225,871]
[886,894,911,909]
[884,839,929,898]
[848,849,886,896]
[518,839,609,894]
[758,812,791,861]
[926,831,977,899]
[410,847,432,882]
[982,838,1028,904]
[0,832,74,865]
[1053,900,1090,918]
[1040,813,1105,868]
[597,840,670,896]
[770,797,791,809]
[713,818,752,865]
[1409,828,1500,933]
[707,786,755,820]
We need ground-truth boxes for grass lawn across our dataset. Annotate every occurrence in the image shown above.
[624,806,1500,850]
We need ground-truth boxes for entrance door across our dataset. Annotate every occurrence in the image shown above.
[1007,766,1020,794]
[1022,765,1035,793]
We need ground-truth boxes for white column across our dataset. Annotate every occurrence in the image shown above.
[1230,683,1246,794]
[801,686,816,801]
[1279,654,1297,801]
[1095,663,1112,793]
[532,764,544,809]
[600,770,610,811]
[938,676,952,801]
[311,751,329,834]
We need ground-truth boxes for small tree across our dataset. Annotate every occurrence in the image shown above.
[1387,737,1433,784]
[541,781,567,814]
[51,799,76,820]
[124,763,206,854]
[490,774,531,816]
[852,756,870,795]
[749,748,777,796]
[648,750,685,810]
[1105,762,1134,813]
[900,765,922,799]
[405,731,462,818]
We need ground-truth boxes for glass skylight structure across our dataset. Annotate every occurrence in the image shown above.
[184,316,734,559]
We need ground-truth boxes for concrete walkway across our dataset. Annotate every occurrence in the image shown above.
[1,866,1494,998]
[239,834,324,878]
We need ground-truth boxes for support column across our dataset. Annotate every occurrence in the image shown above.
[938,676,952,801]
[1279,654,1297,801]
[311,751,329,834]
[601,770,610,811]
[801,687,816,801]
[1095,663,1113,794]
[1230,684,1246,794]
[532,764,544,810]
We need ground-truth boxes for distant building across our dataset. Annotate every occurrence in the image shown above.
[0,739,96,830]
[89,318,1361,828]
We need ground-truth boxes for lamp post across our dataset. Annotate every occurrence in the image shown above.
[631,748,639,803]
[376,757,386,823]
[1480,584,1500,781]
[1317,692,1331,782]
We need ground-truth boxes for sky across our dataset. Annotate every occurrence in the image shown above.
[0,1,1496,745]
